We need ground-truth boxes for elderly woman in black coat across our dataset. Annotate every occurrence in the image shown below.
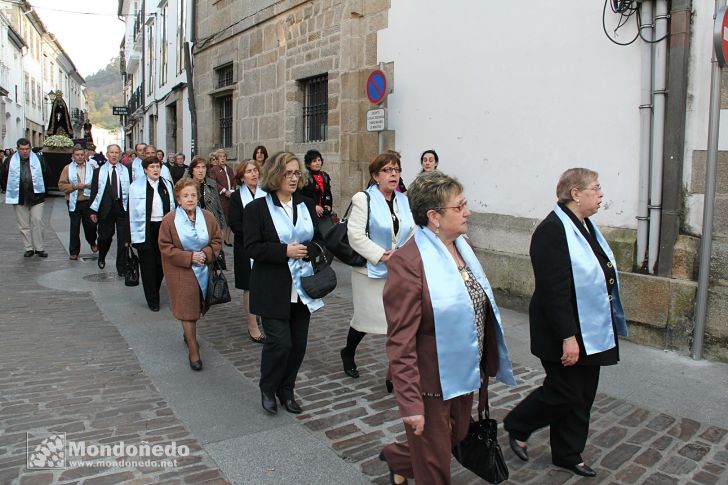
[229,159,266,343]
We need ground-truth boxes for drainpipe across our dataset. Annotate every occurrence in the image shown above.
[693,0,724,360]
[185,0,197,156]
[647,0,669,274]
[637,0,654,272]
[657,0,692,277]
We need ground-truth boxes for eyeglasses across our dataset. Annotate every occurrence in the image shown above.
[284,170,303,179]
[380,167,402,174]
[581,184,602,192]
[434,200,468,213]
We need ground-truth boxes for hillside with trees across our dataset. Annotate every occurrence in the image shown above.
[85,57,124,130]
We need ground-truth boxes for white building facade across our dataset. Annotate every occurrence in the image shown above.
[0,11,26,149]
[119,0,193,157]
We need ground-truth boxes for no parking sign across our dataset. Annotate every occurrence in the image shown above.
[366,70,387,104]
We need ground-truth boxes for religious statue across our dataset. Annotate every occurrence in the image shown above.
[46,91,74,137]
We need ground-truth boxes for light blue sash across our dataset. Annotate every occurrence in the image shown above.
[68,161,94,212]
[132,157,172,184]
[240,184,266,207]
[553,204,628,355]
[415,227,516,399]
[91,162,131,212]
[264,194,324,313]
[5,152,45,205]
[129,176,175,244]
[365,185,415,278]
[174,206,209,297]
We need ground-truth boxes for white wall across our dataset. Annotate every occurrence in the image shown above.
[0,15,26,148]
[379,1,655,229]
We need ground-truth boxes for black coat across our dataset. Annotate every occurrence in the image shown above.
[132,180,172,250]
[528,204,619,366]
[229,186,257,290]
[90,163,132,219]
[299,170,332,210]
[243,192,321,320]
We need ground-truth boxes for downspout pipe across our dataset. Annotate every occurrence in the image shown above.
[693,0,724,360]
[648,0,669,274]
[657,0,692,277]
[185,0,197,157]
[637,0,654,272]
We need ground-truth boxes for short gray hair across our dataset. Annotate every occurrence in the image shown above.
[556,168,598,203]
[408,171,464,226]
[260,151,307,192]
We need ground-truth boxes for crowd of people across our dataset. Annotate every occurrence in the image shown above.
[2,136,628,483]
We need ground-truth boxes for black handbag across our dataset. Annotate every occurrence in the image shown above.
[216,248,227,271]
[323,192,369,267]
[124,246,140,287]
[300,242,337,299]
[452,402,509,484]
[206,250,231,306]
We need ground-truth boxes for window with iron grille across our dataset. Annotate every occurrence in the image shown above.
[302,74,328,142]
[217,95,233,148]
[216,64,234,89]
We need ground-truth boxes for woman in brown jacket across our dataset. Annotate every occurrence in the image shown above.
[158,178,223,371]
[379,172,515,485]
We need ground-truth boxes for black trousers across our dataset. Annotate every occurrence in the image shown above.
[97,200,130,274]
[135,221,163,307]
[504,360,600,466]
[68,199,97,256]
[259,301,310,398]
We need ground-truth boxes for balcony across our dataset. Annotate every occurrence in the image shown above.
[126,82,145,116]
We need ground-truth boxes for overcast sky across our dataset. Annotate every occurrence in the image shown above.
[30,0,125,79]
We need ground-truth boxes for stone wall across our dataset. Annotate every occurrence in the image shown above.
[193,0,392,207]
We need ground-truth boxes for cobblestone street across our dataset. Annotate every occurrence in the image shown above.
[1,195,728,484]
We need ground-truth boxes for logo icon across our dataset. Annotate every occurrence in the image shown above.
[27,433,66,469]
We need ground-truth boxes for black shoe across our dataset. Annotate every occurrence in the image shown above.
[379,451,408,484]
[188,358,203,371]
[248,330,265,344]
[340,348,359,378]
[554,462,596,477]
[35,250,48,258]
[24,250,34,257]
[509,434,529,462]
[261,391,277,415]
[149,303,160,312]
[278,396,302,414]
[98,257,106,269]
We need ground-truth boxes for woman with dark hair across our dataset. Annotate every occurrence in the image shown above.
[300,149,334,234]
[379,171,515,484]
[188,156,227,233]
[208,149,236,245]
[504,168,627,478]
[340,152,415,379]
[253,145,269,165]
[419,150,439,173]
[244,151,324,415]
[229,159,266,343]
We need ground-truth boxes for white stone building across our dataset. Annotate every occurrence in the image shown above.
[118,0,193,157]
[0,11,26,149]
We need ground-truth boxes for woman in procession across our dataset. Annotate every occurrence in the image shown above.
[208,149,236,246]
[243,151,324,416]
[188,156,228,234]
[158,178,222,371]
[504,168,628,478]
[340,152,415,379]
[128,156,176,312]
[379,171,515,484]
[229,159,266,343]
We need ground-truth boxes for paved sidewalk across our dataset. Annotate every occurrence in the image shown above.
[2,194,728,484]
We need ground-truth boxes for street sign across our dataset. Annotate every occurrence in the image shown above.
[366,108,386,132]
[112,106,128,116]
[366,70,387,104]
[714,6,728,67]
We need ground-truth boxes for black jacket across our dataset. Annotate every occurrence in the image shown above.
[528,204,619,366]
[243,192,321,319]
[229,187,254,290]
[300,170,332,212]
[132,180,172,249]
[89,163,132,219]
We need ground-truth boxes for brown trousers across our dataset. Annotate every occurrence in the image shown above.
[382,392,473,485]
